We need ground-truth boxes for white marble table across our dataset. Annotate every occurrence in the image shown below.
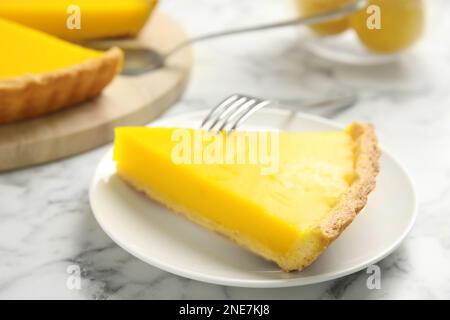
[1,0,449,299]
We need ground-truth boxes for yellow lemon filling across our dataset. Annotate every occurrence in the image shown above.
[0,17,109,80]
[113,127,362,270]
[0,0,157,41]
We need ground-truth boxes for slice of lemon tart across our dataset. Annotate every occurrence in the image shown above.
[113,123,380,271]
[0,17,123,124]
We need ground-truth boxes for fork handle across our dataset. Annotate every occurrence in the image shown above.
[164,0,368,59]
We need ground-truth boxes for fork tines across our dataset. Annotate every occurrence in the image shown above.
[200,94,272,134]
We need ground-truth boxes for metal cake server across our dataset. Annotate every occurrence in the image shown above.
[86,0,368,75]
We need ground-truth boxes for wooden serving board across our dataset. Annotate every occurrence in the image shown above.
[0,13,192,172]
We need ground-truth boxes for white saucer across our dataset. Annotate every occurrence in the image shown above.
[89,109,417,288]
[303,31,401,65]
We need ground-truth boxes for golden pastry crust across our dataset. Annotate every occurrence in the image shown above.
[0,47,123,124]
[320,122,380,239]
[279,122,381,271]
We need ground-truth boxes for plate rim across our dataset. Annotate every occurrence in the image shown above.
[301,30,402,66]
[89,108,417,288]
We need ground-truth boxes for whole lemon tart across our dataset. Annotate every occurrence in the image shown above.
[113,123,380,271]
[0,0,158,41]
[0,17,123,124]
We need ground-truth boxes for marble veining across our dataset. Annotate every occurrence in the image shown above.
[1,0,450,299]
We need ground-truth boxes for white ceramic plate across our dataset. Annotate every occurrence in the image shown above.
[89,109,417,288]
[303,31,401,65]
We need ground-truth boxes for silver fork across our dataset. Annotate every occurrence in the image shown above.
[200,92,358,134]
[200,94,273,134]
